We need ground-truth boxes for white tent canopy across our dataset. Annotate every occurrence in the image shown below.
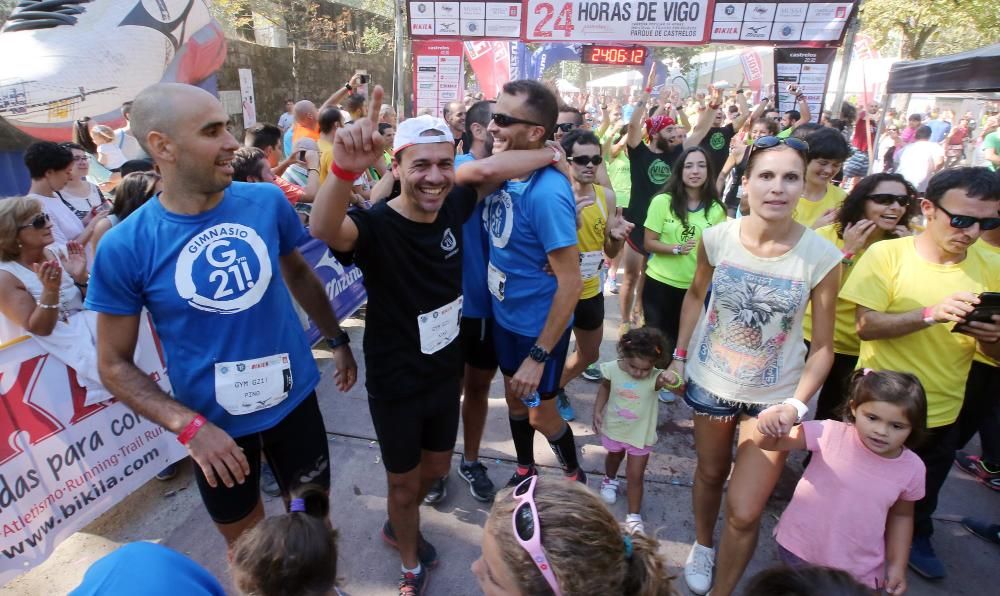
[556,78,580,92]
[586,70,643,88]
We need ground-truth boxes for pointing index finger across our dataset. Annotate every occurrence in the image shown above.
[368,85,383,126]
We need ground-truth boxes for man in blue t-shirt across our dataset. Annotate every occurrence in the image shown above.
[86,83,358,548]
[480,80,587,486]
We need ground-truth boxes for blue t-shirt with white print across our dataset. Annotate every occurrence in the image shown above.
[85,182,320,438]
[484,166,577,336]
[455,152,491,319]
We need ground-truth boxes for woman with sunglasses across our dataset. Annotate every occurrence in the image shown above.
[473,476,676,596]
[58,142,110,225]
[0,197,89,343]
[72,117,117,188]
[801,173,916,423]
[663,136,842,596]
[642,147,726,375]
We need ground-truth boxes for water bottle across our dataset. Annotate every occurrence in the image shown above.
[521,392,541,408]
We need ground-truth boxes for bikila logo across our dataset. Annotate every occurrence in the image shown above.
[485,189,514,248]
[441,228,457,252]
[175,223,272,315]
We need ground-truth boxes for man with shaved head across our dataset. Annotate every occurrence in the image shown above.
[290,73,365,148]
[86,83,358,549]
[443,100,466,143]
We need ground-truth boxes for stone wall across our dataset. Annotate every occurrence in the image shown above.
[217,39,395,140]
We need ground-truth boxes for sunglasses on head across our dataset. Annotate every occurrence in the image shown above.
[555,122,579,132]
[570,155,602,166]
[868,193,911,208]
[935,203,1000,230]
[492,113,543,128]
[17,212,50,231]
[752,135,809,152]
[511,476,562,596]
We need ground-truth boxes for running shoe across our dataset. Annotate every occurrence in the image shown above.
[954,451,1000,491]
[556,390,576,421]
[581,364,602,382]
[684,542,715,595]
[260,462,281,497]
[908,535,946,579]
[600,477,620,504]
[459,458,496,503]
[961,517,1000,545]
[381,521,439,568]
[658,389,677,404]
[398,568,428,596]
[625,513,645,535]
[155,463,178,481]
[506,465,538,488]
[423,476,447,505]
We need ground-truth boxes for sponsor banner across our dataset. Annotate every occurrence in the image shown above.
[524,0,710,43]
[711,1,855,45]
[297,237,367,345]
[0,317,185,584]
[773,47,837,123]
[409,1,521,39]
[410,39,466,118]
[238,68,256,128]
[465,41,512,100]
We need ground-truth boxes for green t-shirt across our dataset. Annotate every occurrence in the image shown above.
[984,131,1000,172]
[776,127,793,139]
[606,150,632,209]
[644,194,727,289]
[599,360,662,448]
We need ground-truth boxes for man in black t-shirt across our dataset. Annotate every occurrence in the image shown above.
[618,67,712,331]
[311,87,571,595]
[699,87,750,176]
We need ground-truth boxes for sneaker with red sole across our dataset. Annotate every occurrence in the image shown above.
[398,567,429,596]
[954,451,1000,492]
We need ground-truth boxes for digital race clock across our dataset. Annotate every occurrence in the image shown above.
[581,45,649,66]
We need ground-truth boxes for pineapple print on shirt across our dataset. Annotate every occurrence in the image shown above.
[698,262,805,387]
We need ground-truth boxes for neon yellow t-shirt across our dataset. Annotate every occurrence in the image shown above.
[644,194,726,289]
[793,183,847,228]
[970,239,1000,366]
[803,224,864,355]
[840,236,1000,428]
[606,150,631,209]
[577,185,608,300]
[777,127,793,139]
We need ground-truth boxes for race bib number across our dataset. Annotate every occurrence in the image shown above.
[488,261,506,301]
[418,296,463,355]
[580,250,603,280]
[214,353,292,415]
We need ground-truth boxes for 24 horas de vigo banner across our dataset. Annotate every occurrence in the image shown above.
[0,316,186,585]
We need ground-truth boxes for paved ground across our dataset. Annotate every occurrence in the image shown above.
[4,296,998,595]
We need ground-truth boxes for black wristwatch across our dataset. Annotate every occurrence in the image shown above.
[528,344,550,363]
[326,331,350,350]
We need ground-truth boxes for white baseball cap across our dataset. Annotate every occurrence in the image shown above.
[393,115,454,156]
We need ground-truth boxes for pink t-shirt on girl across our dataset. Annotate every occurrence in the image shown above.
[775,420,925,589]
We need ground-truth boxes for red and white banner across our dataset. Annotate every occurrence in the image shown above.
[412,39,466,118]
[464,41,512,100]
[739,49,764,103]
[0,317,184,585]
[853,32,883,105]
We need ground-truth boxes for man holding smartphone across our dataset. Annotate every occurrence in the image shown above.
[841,167,1000,580]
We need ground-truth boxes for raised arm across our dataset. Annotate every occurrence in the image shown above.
[626,66,657,148]
[731,89,752,131]
[318,73,363,112]
[455,145,563,199]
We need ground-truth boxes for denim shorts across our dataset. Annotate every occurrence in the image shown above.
[683,379,770,419]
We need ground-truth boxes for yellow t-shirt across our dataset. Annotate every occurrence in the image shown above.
[840,236,1000,428]
[802,224,866,355]
[577,185,608,300]
[318,138,334,185]
[793,183,846,228]
[970,239,1000,366]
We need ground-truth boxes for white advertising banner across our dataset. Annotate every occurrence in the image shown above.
[524,0,711,43]
[0,316,185,585]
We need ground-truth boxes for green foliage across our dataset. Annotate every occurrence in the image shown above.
[861,0,999,60]
[654,46,707,74]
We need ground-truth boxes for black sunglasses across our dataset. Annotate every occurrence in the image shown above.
[935,203,1000,230]
[492,113,543,128]
[868,193,911,208]
[17,213,50,231]
[752,135,809,152]
[570,155,602,166]
[555,122,579,132]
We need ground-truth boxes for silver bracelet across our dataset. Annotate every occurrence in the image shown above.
[37,302,59,310]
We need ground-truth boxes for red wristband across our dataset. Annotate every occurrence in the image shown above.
[922,306,935,324]
[644,86,652,94]
[329,162,360,183]
[673,348,688,358]
[177,415,206,445]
